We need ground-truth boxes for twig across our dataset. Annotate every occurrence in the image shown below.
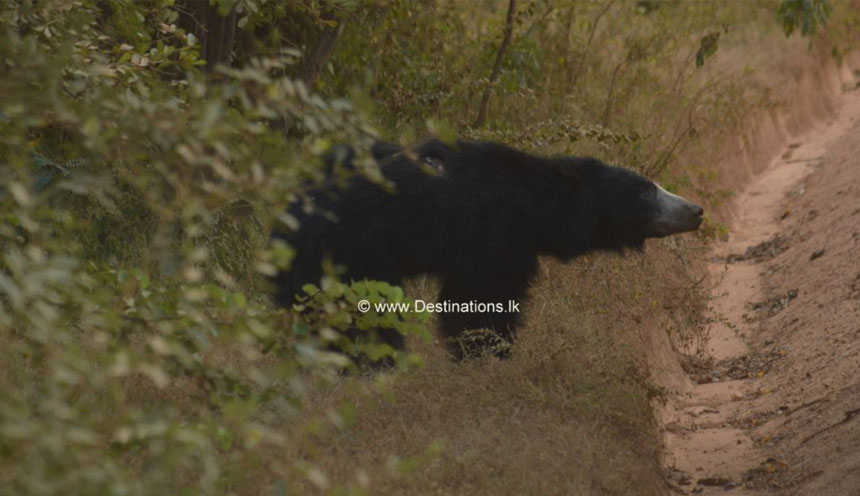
[799,407,860,445]
[568,0,615,91]
[474,0,517,128]
[781,397,828,425]
[655,274,708,291]
[784,156,825,164]
[602,60,624,127]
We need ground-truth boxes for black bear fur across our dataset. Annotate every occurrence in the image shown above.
[272,139,702,359]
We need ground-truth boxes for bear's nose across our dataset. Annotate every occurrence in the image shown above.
[693,205,704,216]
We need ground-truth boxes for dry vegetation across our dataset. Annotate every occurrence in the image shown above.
[273,245,706,495]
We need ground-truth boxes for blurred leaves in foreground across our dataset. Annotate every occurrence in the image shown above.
[0,1,426,493]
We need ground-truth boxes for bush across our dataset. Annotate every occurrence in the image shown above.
[0,1,427,493]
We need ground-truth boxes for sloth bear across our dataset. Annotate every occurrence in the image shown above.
[272,139,703,359]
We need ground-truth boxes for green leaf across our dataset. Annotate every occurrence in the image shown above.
[695,32,720,68]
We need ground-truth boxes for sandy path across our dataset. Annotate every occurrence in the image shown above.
[661,85,860,494]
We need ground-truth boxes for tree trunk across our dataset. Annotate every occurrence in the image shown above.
[562,4,576,84]
[178,1,238,72]
[602,60,624,127]
[297,14,346,89]
[474,0,517,129]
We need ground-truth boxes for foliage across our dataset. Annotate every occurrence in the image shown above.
[327,0,784,174]
[695,31,722,68]
[0,0,426,493]
[292,279,431,367]
[778,0,832,37]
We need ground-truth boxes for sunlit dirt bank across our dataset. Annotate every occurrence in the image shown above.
[658,47,860,495]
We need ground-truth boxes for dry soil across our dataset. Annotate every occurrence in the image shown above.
[661,68,860,495]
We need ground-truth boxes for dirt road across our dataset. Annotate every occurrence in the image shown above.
[661,84,860,494]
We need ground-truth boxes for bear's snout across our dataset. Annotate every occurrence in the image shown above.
[651,183,703,236]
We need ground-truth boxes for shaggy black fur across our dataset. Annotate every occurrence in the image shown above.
[273,139,686,358]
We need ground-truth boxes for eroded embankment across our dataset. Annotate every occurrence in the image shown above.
[657,51,860,495]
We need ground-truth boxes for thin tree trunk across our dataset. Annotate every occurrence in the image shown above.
[297,14,346,89]
[474,0,517,129]
[568,0,614,91]
[177,1,237,72]
[562,5,576,83]
[602,60,624,127]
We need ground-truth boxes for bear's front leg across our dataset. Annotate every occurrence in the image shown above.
[438,308,522,360]
[436,270,532,360]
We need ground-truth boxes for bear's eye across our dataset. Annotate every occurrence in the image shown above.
[640,184,656,200]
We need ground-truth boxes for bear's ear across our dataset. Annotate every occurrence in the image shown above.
[415,138,456,163]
